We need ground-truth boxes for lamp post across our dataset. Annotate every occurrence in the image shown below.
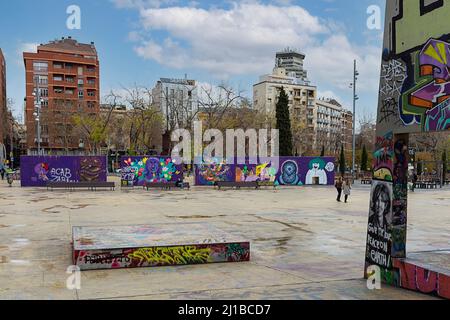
[32,78,43,155]
[349,60,359,178]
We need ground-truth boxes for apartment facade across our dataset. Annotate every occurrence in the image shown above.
[23,37,100,155]
[152,78,198,131]
[253,67,317,155]
[316,98,353,155]
[0,48,6,158]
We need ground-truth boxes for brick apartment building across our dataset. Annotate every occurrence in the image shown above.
[23,37,100,155]
[0,48,6,154]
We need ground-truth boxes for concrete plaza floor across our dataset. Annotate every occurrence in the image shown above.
[0,177,448,300]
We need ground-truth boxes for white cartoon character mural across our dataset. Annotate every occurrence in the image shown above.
[305,158,328,185]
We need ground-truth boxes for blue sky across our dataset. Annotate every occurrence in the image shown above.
[0,0,385,123]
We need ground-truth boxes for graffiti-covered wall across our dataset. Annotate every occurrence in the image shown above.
[20,156,107,187]
[195,157,336,186]
[365,0,450,298]
[120,156,183,186]
[378,0,450,134]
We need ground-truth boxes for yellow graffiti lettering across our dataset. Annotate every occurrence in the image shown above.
[128,246,211,265]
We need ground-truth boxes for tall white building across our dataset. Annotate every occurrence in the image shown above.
[275,48,310,85]
[253,67,317,154]
[152,78,198,131]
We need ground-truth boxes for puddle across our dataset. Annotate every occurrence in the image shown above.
[10,260,31,266]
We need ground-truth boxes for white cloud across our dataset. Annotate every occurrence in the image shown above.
[16,42,39,65]
[132,3,329,77]
[119,1,382,106]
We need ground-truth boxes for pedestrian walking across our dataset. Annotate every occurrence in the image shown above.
[343,179,352,203]
[335,177,343,202]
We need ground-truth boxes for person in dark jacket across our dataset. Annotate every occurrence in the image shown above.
[335,177,343,202]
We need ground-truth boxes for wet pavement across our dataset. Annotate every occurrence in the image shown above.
[0,177,448,300]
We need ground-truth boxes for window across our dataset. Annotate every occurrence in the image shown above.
[38,88,49,97]
[65,89,74,95]
[41,99,49,108]
[87,102,95,108]
[87,78,95,85]
[86,66,95,72]
[54,87,63,94]
[65,63,73,70]
[78,67,83,76]
[33,61,48,72]
[34,75,48,85]
[78,79,84,86]
[65,101,74,108]
[54,75,63,82]
[87,90,95,97]
[53,62,63,69]
[66,77,75,83]
[78,90,84,99]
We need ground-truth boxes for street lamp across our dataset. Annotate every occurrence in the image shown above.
[33,78,43,156]
[349,60,359,178]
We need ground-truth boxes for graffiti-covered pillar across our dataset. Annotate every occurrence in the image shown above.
[365,0,450,291]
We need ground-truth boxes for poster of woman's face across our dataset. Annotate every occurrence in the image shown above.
[369,181,393,229]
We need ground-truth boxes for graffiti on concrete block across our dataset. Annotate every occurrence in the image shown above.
[393,259,450,299]
[74,242,250,270]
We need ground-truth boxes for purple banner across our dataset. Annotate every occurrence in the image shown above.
[195,157,336,186]
[120,156,184,186]
[20,156,107,187]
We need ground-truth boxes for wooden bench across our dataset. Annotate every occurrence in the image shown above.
[143,182,190,190]
[216,181,259,190]
[361,179,372,185]
[47,181,115,191]
[257,181,277,189]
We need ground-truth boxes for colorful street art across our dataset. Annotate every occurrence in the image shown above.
[379,1,450,132]
[194,157,336,186]
[72,224,250,270]
[373,132,394,182]
[393,253,450,299]
[366,0,450,299]
[235,162,277,183]
[120,156,183,187]
[195,159,234,186]
[20,156,107,187]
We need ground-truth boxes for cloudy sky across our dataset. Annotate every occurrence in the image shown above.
[0,0,385,122]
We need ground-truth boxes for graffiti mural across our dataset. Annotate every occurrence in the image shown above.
[366,181,394,270]
[379,1,450,133]
[20,156,107,187]
[194,157,336,186]
[195,159,234,186]
[373,132,394,181]
[72,224,250,270]
[393,257,450,299]
[120,156,183,187]
[235,162,277,183]
[366,0,450,299]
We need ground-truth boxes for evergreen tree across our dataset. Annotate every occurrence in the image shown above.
[320,145,325,157]
[361,145,368,172]
[339,145,346,176]
[275,87,293,156]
